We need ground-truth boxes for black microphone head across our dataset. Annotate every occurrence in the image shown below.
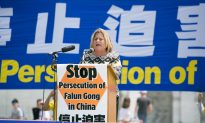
[84,48,94,54]
[62,45,75,52]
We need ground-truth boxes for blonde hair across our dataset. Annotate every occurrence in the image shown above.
[90,28,113,53]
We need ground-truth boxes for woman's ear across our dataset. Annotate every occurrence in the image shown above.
[91,44,94,49]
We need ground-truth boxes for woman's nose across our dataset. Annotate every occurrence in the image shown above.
[96,39,100,42]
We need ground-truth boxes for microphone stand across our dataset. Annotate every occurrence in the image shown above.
[48,45,75,120]
[50,51,59,120]
[51,52,58,71]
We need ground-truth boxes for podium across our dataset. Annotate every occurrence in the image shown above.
[56,64,118,122]
[107,65,118,122]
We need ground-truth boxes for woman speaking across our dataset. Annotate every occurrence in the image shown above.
[80,28,122,78]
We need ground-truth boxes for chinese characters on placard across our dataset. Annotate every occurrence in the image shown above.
[104,5,156,57]
[1,3,205,58]
[0,6,13,46]
[27,3,80,54]
[176,3,205,58]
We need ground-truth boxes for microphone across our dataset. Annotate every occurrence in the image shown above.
[61,45,75,52]
[49,45,75,71]
[50,45,75,55]
[84,48,94,54]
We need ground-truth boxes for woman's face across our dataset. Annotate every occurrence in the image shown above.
[93,32,106,52]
